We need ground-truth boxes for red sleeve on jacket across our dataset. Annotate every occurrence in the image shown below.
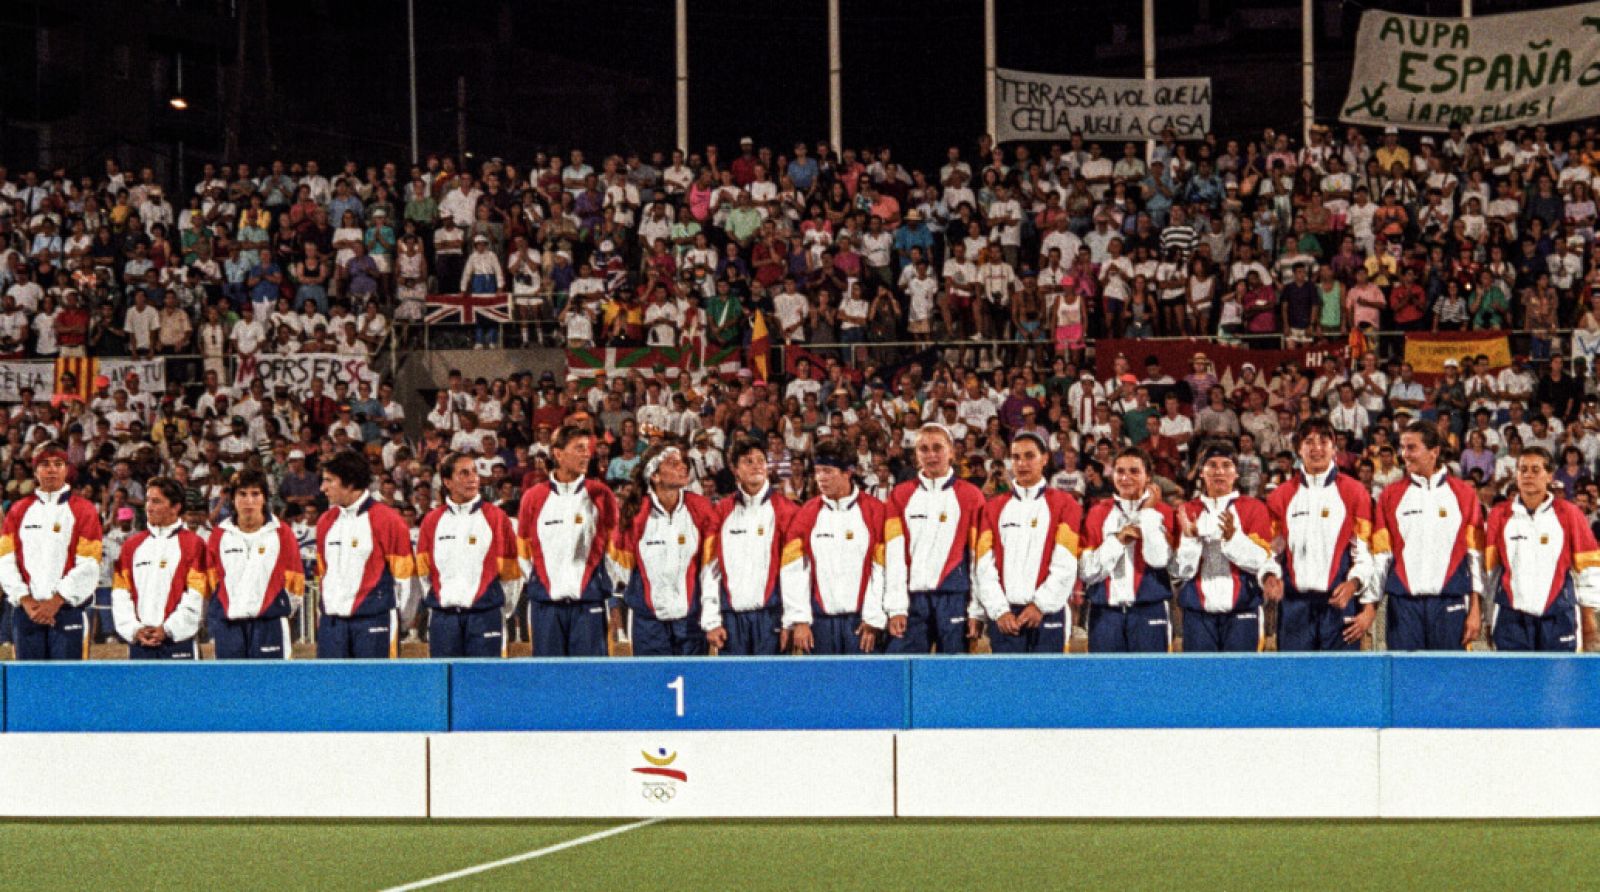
[1238,497,1274,543]
[1485,502,1509,572]
[416,507,441,584]
[1082,501,1111,548]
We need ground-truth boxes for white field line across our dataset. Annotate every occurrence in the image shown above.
[378,818,664,891]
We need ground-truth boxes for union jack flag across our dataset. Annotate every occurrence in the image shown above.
[425,292,512,325]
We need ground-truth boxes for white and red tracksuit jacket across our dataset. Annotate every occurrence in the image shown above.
[1079,496,1177,605]
[971,482,1082,620]
[417,496,523,613]
[315,494,419,618]
[615,491,721,625]
[111,522,209,643]
[1171,493,1280,614]
[882,471,986,617]
[779,488,889,629]
[1372,469,1484,599]
[206,517,304,620]
[1485,494,1600,617]
[518,475,621,604]
[0,487,103,607]
[703,483,799,628]
[1265,465,1375,601]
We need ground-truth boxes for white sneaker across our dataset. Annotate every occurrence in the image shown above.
[969,333,983,341]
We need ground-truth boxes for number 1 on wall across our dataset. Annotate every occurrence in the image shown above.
[667,675,684,717]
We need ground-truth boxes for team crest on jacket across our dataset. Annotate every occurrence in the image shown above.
[633,747,688,803]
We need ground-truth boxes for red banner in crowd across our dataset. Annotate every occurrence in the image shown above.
[1094,338,1347,387]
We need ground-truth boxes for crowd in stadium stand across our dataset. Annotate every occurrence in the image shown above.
[4,117,1600,650]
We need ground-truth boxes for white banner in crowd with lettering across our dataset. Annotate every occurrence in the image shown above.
[0,358,166,403]
[994,68,1211,142]
[235,353,381,397]
[1339,2,1600,132]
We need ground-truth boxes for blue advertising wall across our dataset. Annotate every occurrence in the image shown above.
[0,654,1597,732]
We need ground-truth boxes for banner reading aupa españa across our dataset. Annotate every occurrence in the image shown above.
[1339,2,1600,132]
[995,69,1211,142]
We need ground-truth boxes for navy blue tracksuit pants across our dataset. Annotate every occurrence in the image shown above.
[885,591,969,654]
[811,613,867,654]
[207,597,292,659]
[1181,606,1263,652]
[718,607,781,655]
[1087,601,1171,653]
[1277,596,1362,651]
[430,606,506,657]
[129,638,198,660]
[986,606,1067,654]
[316,610,397,659]
[529,600,608,657]
[1492,594,1580,652]
[631,613,707,657]
[1386,593,1470,651]
[12,604,88,660]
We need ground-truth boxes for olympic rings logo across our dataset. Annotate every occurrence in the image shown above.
[641,782,677,802]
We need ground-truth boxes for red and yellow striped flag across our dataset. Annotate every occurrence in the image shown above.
[749,311,771,383]
[53,357,97,400]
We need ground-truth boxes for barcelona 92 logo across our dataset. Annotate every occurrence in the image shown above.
[634,748,687,803]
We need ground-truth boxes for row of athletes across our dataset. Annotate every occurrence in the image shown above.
[2,416,1596,660]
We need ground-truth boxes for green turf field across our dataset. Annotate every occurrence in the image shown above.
[1,818,1596,890]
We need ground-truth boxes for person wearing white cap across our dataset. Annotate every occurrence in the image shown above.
[459,233,505,349]
[612,442,721,656]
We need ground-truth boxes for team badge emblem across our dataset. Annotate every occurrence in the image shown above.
[846,530,855,540]
[468,536,477,545]
[1321,508,1330,518]
[939,512,948,523]
[677,534,686,545]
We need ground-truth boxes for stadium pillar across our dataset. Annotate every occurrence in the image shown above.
[676,0,689,152]
[828,0,842,152]
[1142,0,1154,163]
[407,0,419,164]
[1462,0,1471,17]
[1302,0,1313,150]
[984,0,996,142]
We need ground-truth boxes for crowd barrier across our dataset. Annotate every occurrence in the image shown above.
[1,655,1598,818]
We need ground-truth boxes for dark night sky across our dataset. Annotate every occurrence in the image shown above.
[229,0,1569,171]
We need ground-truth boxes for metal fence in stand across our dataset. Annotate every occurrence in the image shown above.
[768,328,1583,377]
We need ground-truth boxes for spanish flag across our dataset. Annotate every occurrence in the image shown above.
[749,310,771,383]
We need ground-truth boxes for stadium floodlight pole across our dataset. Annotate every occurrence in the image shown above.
[408,0,419,164]
[1302,0,1313,150]
[984,0,996,141]
[1143,0,1155,163]
[676,0,688,152]
[828,0,842,152]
